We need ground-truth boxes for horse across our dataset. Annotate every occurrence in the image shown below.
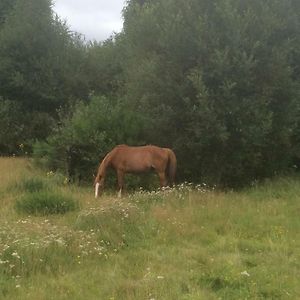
[94,144,177,198]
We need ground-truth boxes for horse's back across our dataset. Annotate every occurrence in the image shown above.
[109,145,169,171]
[111,145,174,158]
[112,144,164,154]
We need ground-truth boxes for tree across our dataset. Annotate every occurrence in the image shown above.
[0,0,17,27]
[86,35,124,97]
[0,0,89,152]
[121,0,300,186]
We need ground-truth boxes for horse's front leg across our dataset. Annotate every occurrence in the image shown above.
[117,170,124,198]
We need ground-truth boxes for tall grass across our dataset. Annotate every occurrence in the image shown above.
[14,177,49,193]
[15,190,78,215]
[0,158,299,299]
[0,158,32,190]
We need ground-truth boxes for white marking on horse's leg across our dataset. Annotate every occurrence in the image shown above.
[118,188,122,198]
[95,182,100,198]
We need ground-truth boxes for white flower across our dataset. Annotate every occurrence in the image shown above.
[0,260,8,264]
[55,238,65,245]
[241,270,250,277]
[11,252,20,259]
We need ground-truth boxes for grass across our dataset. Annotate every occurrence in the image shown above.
[15,190,78,215]
[0,157,299,299]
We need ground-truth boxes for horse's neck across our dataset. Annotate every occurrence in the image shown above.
[98,154,111,176]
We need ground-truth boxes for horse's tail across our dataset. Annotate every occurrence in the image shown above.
[166,148,177,186]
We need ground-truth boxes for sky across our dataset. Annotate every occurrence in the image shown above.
[53,0,125,41]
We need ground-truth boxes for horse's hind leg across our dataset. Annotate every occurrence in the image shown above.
[117,170,124,198]
[158,171,167,188]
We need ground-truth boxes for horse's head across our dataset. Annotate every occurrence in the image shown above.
[94,175,105,198]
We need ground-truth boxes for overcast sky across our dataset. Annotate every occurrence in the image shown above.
[53,0,126,41]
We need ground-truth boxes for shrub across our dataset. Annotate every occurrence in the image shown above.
[15,191,78,215]
[33,96,146,185]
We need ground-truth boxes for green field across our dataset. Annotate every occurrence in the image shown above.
[0,158,299,299]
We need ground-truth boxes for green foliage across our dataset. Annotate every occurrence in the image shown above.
[86,37,124,96]
[0,0,17,27]
[1,0,300,187]
[121,0,300,186]
[0,0,89,154]
[0,98,56,155]
[33,96,146,183]
[0,0,88,111]
[15,190,78,215]
[0,99,25,154]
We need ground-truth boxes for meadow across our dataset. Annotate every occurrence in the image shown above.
[0,157,299,300]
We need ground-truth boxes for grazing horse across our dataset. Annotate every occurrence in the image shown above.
[94,145,177,198]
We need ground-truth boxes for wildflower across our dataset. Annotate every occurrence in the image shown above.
[241,270,250,277]
[55,238,65,246]
[46,171,54,177]
[0,260,8,264]
[11,252,20,259]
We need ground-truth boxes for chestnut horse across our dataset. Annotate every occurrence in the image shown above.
[94,145,177,198]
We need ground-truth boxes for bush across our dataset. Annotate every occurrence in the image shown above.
[33,96,146,185]
[15,191,78,215]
